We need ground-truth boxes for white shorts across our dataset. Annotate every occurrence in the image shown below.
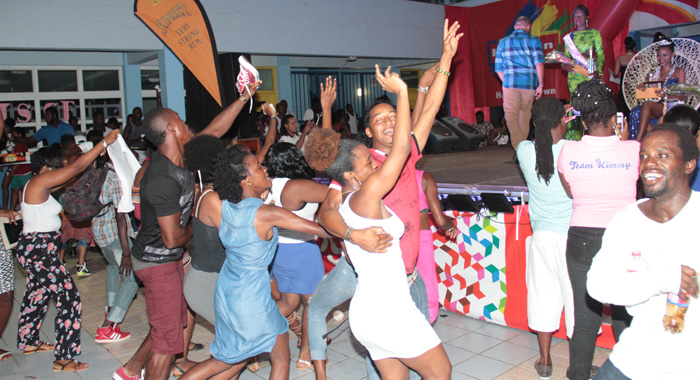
[526,230,574,337]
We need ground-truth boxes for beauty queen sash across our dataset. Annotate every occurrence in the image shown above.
[563,33,593,73]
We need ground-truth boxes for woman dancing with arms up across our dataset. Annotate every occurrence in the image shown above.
[317,64,456,379]
[179,146,329,380]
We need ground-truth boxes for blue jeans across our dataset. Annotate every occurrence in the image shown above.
[593,359,631,380]
[308,255,358,361]
[365,272,429,380]
[101,238,138,323]
[566,227,632,380]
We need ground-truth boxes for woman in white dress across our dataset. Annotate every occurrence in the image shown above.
[311,21,460,379]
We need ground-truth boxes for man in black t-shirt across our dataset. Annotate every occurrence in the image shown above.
[114,79,261,380]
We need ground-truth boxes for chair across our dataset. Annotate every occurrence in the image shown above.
[622,38,700,111]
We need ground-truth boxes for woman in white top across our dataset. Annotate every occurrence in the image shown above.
[279,115,312,150]
[263,142,329,369]
[16,130,119,373]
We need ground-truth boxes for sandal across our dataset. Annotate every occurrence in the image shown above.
[23,341,54,355]
[172,359,194,378]
[53,359,89,372]
[246,356,260,373]
[0,350,12,361]
[188,342,204,352]
[287,312,302,347]
[296,359,313,370]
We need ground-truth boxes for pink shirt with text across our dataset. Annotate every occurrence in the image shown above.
[557,135,640,228]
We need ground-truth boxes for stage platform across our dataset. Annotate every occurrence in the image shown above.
[418,145,527,196]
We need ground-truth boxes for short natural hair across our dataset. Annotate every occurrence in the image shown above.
[304,128,342,172]
[646,123,699,164]
[184,134,226,183]
[212,146,252,203]
[143,108,170,147]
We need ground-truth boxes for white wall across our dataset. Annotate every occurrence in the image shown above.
[2,0,444,60]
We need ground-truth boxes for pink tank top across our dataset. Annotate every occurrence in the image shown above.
[416,170,429,212]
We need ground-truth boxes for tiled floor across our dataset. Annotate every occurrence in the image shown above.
[0,249,610,380]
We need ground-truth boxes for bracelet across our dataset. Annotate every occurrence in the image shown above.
[537,84,544,87]
[435,67,450,77]
[101,140,108,149]
[239,95,249,103]
[345,226,354,242]
[417,86,429,94]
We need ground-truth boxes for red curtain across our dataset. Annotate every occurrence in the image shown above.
[445,6,477,124]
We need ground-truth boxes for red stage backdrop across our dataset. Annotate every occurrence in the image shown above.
[446,0,640,121]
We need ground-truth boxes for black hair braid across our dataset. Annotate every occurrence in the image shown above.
[571,81,616,129]
[531,98,565,184]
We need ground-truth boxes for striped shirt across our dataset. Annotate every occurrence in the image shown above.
[494,30,544,90]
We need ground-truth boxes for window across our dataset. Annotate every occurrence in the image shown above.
[38,70,78,92]
[83,70,120,91]
[0,70,32,93]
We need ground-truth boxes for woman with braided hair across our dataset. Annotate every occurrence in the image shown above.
[516,97,575,378]
[557,80,639,380]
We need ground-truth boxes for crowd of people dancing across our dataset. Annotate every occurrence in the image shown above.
[1,5,700,380]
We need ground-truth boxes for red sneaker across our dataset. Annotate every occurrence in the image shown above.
[236,55,260,112]
[112,366,142,380]
[96,325,130,344]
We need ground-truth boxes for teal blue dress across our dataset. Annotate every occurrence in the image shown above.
[210,198,287,364]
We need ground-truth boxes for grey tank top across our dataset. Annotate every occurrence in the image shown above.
[191,188,226,273]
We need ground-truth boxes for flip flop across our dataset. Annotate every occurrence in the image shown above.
[171,359,189,378]
[23,342,54,355]
[188,342,204,352]
[53,358,89,372]
[296,359,313,370]
[0,351,12,361]
[246,356,260,373]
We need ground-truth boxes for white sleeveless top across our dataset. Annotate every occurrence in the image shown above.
[21,180,62,233]
[268,177,319,244]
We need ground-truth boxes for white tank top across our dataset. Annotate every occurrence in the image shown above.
[21,180,62,233]
[269,177,319,243]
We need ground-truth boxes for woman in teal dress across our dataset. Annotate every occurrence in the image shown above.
[561,4,604,140]
[180,147,329,380]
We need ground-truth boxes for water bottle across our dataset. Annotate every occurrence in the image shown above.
[588,47,595,75]
[627,251,648,273]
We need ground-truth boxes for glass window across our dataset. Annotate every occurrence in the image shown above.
[141,69,160,90]
[83,70,120,91]
[257,69,274,91]
[85,98,122,121]
[0,70,33,93]
[38,70,78,92]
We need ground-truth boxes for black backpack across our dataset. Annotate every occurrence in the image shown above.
[63,166,110,221]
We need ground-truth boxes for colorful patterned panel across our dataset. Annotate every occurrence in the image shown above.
[433,210,508,325]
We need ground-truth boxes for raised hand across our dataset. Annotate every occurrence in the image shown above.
[246,80,263,97]
[261,103,277,117]
[375,65,407,94]
[419,63,439,88]
[103,128,121,145]
[321,76,337,111]
[443,19,464,59]
[679,265,699,301]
